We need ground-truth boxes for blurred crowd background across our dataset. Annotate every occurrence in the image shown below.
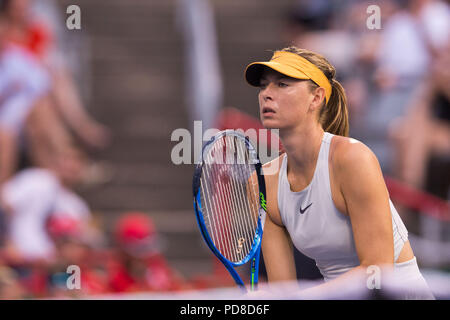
[0,0,448,299]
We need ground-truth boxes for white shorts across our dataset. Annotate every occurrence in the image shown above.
[390,257,435,300]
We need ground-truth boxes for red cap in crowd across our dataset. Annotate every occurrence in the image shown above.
[115,212,156,244]
[46,214,82,239]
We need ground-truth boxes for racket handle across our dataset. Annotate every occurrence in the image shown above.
[250,246,262,291]
[251,258,257,291]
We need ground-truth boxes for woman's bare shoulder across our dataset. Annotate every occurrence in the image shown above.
[330,135,383,184]
[330,135,377,167]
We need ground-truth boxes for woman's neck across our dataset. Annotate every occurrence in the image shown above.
[280,124,324,176]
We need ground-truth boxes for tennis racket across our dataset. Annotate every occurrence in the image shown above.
[193,130,267,292]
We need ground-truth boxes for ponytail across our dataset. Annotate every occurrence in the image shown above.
[319,78,349,137]
[280,46,350,137]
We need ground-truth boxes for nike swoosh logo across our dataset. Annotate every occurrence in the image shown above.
[299,203,313,214]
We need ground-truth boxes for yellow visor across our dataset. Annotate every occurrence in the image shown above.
[245,50,332,105]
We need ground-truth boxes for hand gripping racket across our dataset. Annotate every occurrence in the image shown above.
[193,130,267,292]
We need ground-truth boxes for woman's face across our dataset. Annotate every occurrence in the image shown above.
[258,69,316,130]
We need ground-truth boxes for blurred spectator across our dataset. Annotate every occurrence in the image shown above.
[0,10,51,184]
[0,145,93,264]
[45,213,108,297]
[389,41,450,193]
[107,212,187,293]
[0,0,111,190]
[1,0,111,150]
[375,0,450,90]
[366,0,449,172]
[0,144,107,298]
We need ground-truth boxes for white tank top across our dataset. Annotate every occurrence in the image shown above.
[277,132,409,281]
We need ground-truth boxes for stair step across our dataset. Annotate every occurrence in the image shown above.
[81,184,193,211]
[169,258,213,279]
[97,163,192,187]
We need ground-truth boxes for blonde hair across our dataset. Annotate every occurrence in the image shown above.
[281,46,349,137]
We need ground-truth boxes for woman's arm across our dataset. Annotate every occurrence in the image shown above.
[338,139,394,267]
[260,156,297,284]
[262,213,297,283]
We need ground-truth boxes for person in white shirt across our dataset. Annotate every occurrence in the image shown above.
[1,146,92,263]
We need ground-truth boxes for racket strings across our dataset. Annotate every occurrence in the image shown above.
[233,137,258,248]
[229,137,255,259]
[224,136,249,259]
[200,135,259,263]
[201,162,235,260]
[202,153,239,261]
[237,137,259,225]
[211,136,251,262]
[225,135,258,260]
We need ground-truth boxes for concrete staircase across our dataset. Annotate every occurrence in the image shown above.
[60,0,294,278]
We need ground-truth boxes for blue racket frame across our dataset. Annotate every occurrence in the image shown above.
[192,130,267,292]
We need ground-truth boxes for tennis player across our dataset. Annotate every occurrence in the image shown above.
[244,47,434,299]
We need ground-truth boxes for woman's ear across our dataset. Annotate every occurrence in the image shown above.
[310,87,326,111]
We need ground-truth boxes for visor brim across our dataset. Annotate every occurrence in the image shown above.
[245,61,310,87]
